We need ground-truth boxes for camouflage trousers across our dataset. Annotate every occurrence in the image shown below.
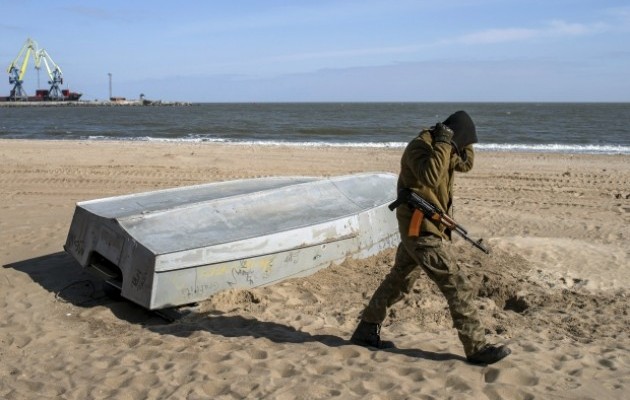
[361,235,486,356]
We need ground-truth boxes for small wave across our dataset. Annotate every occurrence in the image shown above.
[477,143,630,155]
[80,135,630,154]
[83,135,408,149]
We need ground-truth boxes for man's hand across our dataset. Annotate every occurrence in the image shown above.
[431,123,454,145]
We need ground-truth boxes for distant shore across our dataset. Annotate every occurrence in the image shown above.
[0,100,193,107]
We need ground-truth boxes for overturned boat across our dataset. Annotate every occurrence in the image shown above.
[64,173,399,310]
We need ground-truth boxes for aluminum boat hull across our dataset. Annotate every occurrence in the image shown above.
[64,173,399,309]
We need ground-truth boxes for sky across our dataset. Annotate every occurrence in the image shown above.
[1,0,629,102]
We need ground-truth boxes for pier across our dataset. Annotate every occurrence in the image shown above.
[0,100,192,107]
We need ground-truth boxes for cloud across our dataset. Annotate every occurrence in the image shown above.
[264,44,424,63]
[604,5,630,19]
[239,14,614,68]
[602,5,630,31]
[57,5,116,19]
[0,24,21,32]
[167,0,431,37]
[451,19,607,45]
[116,55,629,103]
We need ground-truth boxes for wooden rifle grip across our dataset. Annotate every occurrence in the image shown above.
[408,209,424,237]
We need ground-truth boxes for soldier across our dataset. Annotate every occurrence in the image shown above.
[351,111,511,365]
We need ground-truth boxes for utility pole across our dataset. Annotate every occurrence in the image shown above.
[108,73,112,100]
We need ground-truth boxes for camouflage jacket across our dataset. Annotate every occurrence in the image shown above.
[396,129,474,239]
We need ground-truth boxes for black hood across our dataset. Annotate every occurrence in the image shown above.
[442,110,478,152]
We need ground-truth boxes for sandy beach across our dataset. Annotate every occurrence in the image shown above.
[1,139,628,399]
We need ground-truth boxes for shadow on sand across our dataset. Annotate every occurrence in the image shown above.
[151,313,466,362]
[4,252,98,303]
[4,252,465,362]
[3,251,160,324]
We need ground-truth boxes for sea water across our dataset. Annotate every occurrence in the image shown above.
[1,102,629,154]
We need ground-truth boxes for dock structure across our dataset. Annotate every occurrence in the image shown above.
[0,100,191,107]
[64,173,400,310]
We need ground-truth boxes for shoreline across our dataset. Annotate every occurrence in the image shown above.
[0,138,628,156]
[1,139,628,399]
[0,100,192,107]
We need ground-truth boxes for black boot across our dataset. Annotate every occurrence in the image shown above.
[467,344,511,365]
[350,320,395,349]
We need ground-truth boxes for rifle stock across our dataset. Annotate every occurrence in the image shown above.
[388,189,490,254]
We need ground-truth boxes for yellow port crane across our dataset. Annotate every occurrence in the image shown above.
[6,38,38,100]
[35,48,64,101]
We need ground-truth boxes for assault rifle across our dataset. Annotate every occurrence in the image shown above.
[388,189,490,254]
